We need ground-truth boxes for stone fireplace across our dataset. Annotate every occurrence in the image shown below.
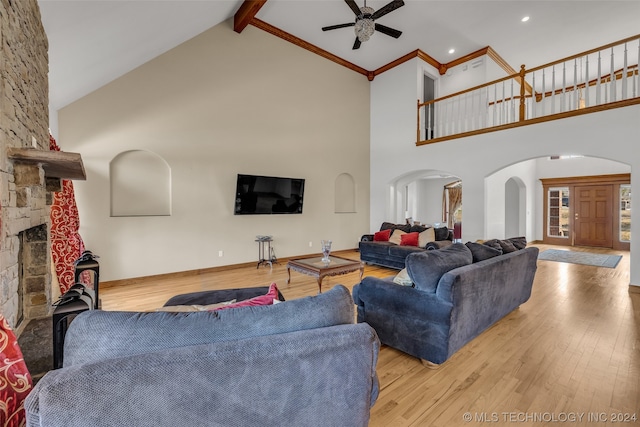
[1,0,55,334]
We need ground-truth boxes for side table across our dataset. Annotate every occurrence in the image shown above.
[256,235,276,269]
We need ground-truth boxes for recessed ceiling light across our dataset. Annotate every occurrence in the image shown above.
[521,16,530,22]
[448,48,455,54]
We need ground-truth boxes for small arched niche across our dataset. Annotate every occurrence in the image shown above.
[335,173,356,213]
[110,150,171,217]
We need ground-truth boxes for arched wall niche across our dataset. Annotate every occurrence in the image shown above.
[110,150,172,217]
[335,173,356,213]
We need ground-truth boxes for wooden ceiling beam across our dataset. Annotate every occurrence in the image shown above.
[234,0,268,33]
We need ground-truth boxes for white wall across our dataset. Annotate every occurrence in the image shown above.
[371,55,640,286]
[59,20,370,281]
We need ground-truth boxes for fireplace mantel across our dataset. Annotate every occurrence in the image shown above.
[7,148,86,180]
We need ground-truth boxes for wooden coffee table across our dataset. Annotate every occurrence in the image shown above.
[286,255,364,293]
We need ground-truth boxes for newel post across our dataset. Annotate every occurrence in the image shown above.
[519,64,526,121]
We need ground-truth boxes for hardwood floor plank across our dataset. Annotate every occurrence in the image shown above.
[101,244,640,425]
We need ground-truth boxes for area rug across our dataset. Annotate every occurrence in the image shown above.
[538,249,622,268]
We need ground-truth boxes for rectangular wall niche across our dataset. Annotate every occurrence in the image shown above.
[110,150,172,216]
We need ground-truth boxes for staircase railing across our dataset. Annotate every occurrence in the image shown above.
[417,34,640,145]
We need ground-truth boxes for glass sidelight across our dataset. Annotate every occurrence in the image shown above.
[548,187,570,238]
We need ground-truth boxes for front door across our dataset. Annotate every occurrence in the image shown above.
[574,185,613,247]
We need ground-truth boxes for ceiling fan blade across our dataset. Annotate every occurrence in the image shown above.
[353,37,362,50]
[322,22,356,31]
[375,23,402,38]
[371,0,404,20]
[345,0,362,16]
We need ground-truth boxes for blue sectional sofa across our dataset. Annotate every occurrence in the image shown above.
[359,222,453,270]
[353,243,538,365]
[26,285,380,427]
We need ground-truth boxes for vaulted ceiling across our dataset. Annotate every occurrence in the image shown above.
[38,0,640,112]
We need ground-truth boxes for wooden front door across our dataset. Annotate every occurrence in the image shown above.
[574,185,613,248]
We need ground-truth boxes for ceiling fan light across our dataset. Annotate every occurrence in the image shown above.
[355,18,375,42]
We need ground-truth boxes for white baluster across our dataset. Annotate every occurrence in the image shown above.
[551,65,556,114]
[596,52,602,105]
[561,61,567,112]
[610,47,616,102]
[531,72,536,119]
[573,59,578,109]
[622,42,628,100]
[585,55,590,107]
[542,69,546,116]
[493,83,497,126]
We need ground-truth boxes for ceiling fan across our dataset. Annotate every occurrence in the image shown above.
[322,0,405,50]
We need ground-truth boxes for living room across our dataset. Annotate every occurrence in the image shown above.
[1,0,639,425]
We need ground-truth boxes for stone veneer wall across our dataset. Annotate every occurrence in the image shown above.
[0,0,52,332]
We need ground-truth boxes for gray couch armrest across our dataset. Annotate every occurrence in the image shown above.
[27,324,380,427]
[360,234,374,242]
[353,276,452,325]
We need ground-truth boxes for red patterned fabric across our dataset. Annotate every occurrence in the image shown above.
[50,135,85,294]
[400,232,419,247]
[213,283,280,311]
[0,315,33,427]
[373,229,391,242]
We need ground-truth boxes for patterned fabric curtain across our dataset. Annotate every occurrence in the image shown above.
[443,181,462,229]
[49,135,85,293]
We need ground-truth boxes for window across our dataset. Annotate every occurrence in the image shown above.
[547,187,569,238]
[620,184,631,242]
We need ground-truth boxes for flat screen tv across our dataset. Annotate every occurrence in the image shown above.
[234,174,305,215]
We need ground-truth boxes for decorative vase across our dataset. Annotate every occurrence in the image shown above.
[321,240,332,263]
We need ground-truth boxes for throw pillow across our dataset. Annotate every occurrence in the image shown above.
[507,236,527,250]
[392,268,414,286]
[405,243,473,293]
[388,229,406,245]
[434,226,450,241]
[0,315,33,427]
[155,299,237,312]
[409,224,428,233]
[483,239,502,251]
[497,239,518,253]
[418,228,436,247]
[373,229,392,242]
[213,283,280,310]
[400,232,419,247]
[465,241,502,262]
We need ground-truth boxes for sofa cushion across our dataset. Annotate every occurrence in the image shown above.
[388,229,406,245]
[483,239,503,251]
[508,236,527,250]
[434,226,450,241]
[405,243,473,293]
[373,229,391,241]
[400,232,419,246]
[359,241,395,256]
[380,222,411,233]
[497,239,518,253]
[409,224,428,233]
[63,285,355,367]
[465,241,502,262]
[388,244,425,258]
[418,228,435,247]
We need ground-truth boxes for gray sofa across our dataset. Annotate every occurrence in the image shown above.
[352,243,538,365]
[26,285,380,427]
[359,222,453,270]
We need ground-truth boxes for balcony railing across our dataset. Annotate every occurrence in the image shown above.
[417,34,640,145]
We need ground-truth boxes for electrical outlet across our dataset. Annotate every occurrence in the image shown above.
[218,250,224,257]
[308,241,313,247]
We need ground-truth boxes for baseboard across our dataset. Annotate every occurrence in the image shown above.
[101,248,359,289]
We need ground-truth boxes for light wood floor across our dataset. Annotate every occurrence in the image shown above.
[101,244,640,426]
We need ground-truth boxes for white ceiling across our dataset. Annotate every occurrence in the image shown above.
[38,0,640,112]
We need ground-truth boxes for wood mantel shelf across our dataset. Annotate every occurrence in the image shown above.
[7,148,86,180]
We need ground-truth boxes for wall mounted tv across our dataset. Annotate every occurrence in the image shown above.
[234,174,305,215]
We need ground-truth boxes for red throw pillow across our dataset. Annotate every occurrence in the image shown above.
[212,283,280,311]
[373,229,392,242]
[0,315,33,427]
[400,232,419,247]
